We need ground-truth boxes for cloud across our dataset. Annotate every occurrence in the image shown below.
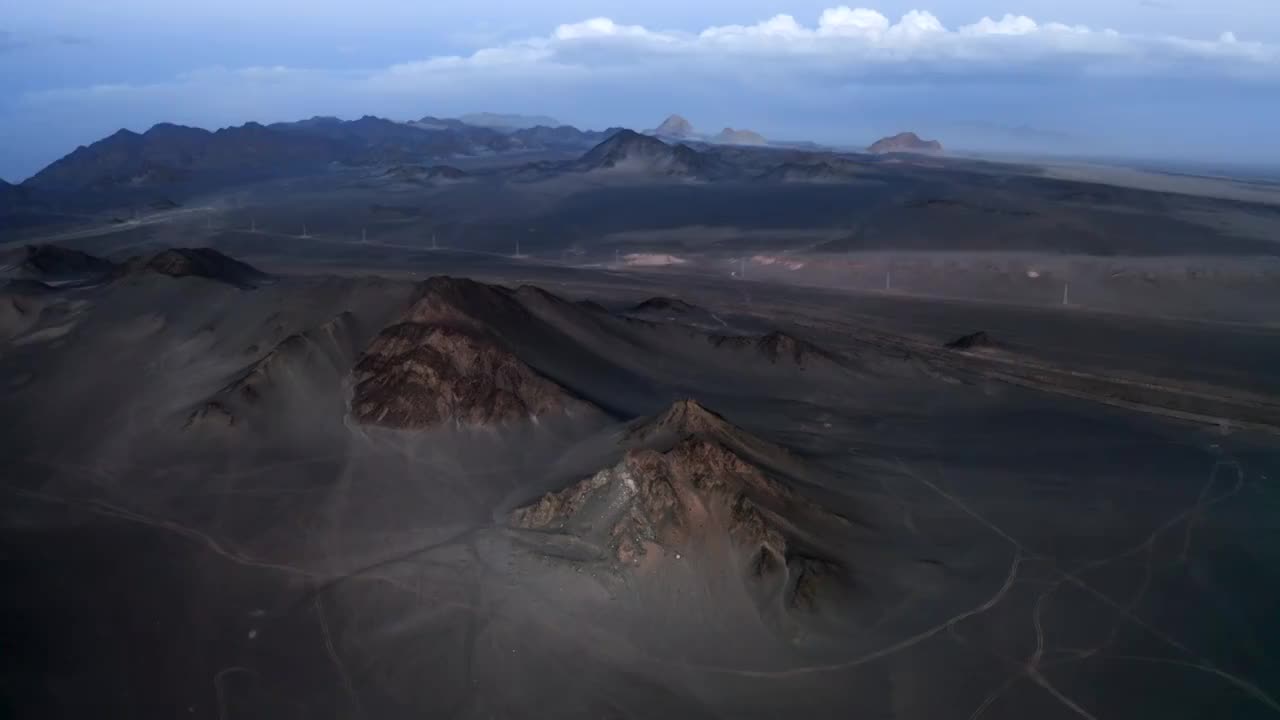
[959,14,1040,36]
[469,6,1273,77]
[285,5,1273,96]
[227,4,1271,101]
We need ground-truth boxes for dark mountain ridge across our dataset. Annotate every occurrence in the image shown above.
[5,244,268,288]
[576,130,714,177]
[510,124,624,150]
[19,116,628,200]
[23,121,351,194]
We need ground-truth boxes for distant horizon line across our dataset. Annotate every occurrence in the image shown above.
[8,111,1280,186]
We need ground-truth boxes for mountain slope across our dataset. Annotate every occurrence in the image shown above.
[22,122,349,192]
[511,399,851,609]
[577,130,712,177]
[1,179,30,210]
[8,244,117,282]
[187,311,363,429]
[509,125,624,150]
[132,248,270,288]
[350,277,602,429]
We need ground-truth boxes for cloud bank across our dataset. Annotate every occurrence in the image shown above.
[3,6,1279,179]
[380,6,1276,80]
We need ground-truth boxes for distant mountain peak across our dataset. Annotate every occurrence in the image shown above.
[868,131,943,154]
[143,123,209,140]
[459,112,561,131]
[654,114,695,138]
[714,128,766,146]
[578,130,709,177]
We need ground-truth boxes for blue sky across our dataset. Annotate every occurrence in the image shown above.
[2,1,1279,181]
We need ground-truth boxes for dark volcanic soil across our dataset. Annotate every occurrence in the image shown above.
[2,227,1278,718]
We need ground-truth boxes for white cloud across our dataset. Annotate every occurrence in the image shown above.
[700,14,807,42]
[960,14,1039,37]
[818,7,891,37]
[355,5,1277,80]
[555,18,655,41]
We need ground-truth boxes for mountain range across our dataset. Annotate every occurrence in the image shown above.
[4,112,950,220]
[652,114,769,147]
[22,115,628,196]
[459,112,562,131]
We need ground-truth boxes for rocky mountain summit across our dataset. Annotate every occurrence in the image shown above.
[350,277,595,429]
[868,131,943,154]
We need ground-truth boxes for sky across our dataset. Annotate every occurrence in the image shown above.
[2,1,1279,182]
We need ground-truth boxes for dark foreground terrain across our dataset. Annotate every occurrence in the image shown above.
[1,239,1278,719]
[3,122,1280,718]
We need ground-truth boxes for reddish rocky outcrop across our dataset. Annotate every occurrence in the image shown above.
[350,277,592,429]
[351,323,582,428]
[626,398,740,443]
[511,436,791,570]
[512,399,845,600]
